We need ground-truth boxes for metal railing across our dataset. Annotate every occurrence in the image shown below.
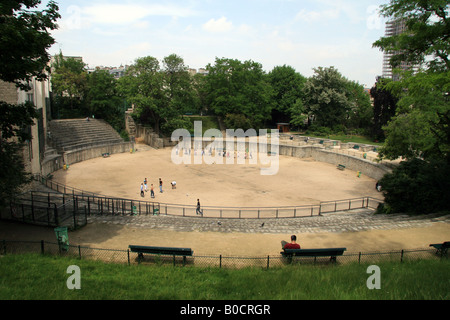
[34,175,383,219]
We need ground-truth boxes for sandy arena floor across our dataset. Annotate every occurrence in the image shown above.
[52,146,381,208]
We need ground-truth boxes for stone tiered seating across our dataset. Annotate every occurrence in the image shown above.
[49,119,124,152]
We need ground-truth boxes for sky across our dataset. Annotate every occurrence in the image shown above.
[43,0,389,88]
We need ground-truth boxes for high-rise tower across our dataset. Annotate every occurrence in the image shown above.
[382,19,419,81]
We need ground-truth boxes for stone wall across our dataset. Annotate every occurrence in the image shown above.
[135,124,165,149]
[0,80,18,104]
[63,142,131,167]
[278,144,390,180]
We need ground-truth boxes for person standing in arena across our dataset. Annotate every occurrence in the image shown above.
[196,199,203,216]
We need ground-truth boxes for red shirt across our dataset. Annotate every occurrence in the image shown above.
[284,243,300,249]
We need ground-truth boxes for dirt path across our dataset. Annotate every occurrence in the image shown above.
[1,220,448,256]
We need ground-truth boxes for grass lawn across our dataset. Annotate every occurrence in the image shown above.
[0,254,448,300]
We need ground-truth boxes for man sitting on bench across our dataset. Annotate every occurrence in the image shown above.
[281,235,301,250]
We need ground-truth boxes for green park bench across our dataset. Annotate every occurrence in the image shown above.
[281,247,347,263]
[429,241,450,256]
[129,245,193,265]
[337,164,345,170]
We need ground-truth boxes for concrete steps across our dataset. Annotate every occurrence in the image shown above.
[49,119,124,152]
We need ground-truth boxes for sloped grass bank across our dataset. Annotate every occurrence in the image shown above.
[1,254,448,300]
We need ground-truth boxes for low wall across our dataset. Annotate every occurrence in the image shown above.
[125,124,393,181]
[63,142,132,166]
[278,144,391,181]
[41,155,64,177]
[135,125,165,149]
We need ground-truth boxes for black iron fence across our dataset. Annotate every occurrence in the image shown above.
[1,175,383,229]
[5,193,88,230]
[32,175,383,219]
[0,240,446,269]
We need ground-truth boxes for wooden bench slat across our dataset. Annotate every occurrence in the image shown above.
[282,248,346,257]
[129,245,193,256]
[281,248,346,263]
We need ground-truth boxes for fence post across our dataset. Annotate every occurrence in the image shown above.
[401,250,404,263]
[219,255,222,268]
[267,256,270,269]
[54,203,59,226]
[127,249,130,265]
[78,245,81,259]
[31,193,35,222]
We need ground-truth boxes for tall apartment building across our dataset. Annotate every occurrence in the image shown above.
[381,19,419,81]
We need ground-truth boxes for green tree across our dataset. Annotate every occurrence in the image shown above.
[373,0,450,214]
[0,0,60,90]
[303,66,356,130]
[118,56,165,134]
[0,0,60,206]
[205,58,274,130]
[118,55,195,135]
[162,54,197,115]
[378,158,450,214]
[86,69,124,132]
[267,65,306,127]
[51,52,88,115]
[345,80,373,133]
[373,0,450,73]
[379,71,450,161]
[370,78,398,141]
[373,0,450,161]
[160,54,197,134]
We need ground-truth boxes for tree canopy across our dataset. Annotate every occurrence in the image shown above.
[373,0,450,214]
[204,58,274,130]
[373,0,450,73]
[374,0,450,162]
[0,0,60,90]
[0,0,60,206]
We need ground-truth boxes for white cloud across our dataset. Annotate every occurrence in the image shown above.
[295,8,339,22]
[53,3,197,34]
[202,17,233,33]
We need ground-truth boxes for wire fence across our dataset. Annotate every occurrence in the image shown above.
[1,240,446,269]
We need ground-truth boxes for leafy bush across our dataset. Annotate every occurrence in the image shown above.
[379,158,450,214]
[224,113,253,131]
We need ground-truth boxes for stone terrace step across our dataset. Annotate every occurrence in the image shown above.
[49,119,124,152]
